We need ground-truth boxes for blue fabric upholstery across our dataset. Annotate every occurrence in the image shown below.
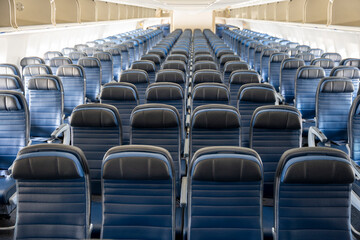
[44,51,63,65]
[295,52,315,65]
[322,52,342,67]
[254,45,269,73]
[0,64,21,78]
[49,56,72,74]
[119,69,149,104]
[269,53,289,91]
[229,70,261,107]
[330,66,360,101]
[105,48,122,81]
[20,57,45,70]
[78,57,102,102]
[260,48,279,82]
[311,58,335,77]
[238,83,277,148]
[23,64,52,100]
[101,145,175,240]
[94,52,113,85]
[69,51,87,65]
[280,58,305,104]
[12,144,91,240]
[275,147,354,240]
[192,83,230,111]
[188,146,263,240]
[0,74,24,93]
[295,66,325,119]
[131,60,156,84]
[250,105,302,198]
[27,75,63,139]
[349,95,360,165]
[70,103,122,195]
[56,65,86,117]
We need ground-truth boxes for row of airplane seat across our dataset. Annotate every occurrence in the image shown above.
[0,26,359,240]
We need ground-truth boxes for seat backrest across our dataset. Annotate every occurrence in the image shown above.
[13,144,90,240]
[349,95,360,164]
[83,47,101,57]
[275,147,354,240]
[162,60,187,73]
[316,77,354,141]
[193,61,218,71]
[119,69,149,104]
[0,91,29,169]
[188,146,263,240]
[56,65,86,117]
[0,64,21,78]
[322,52,342,66]
[75,44,89,51]
[254,45,269,73]
[27,75,63,138]
[105,47,122,81]
[330,66,360,100]
[49,56,73,74]
[44,51,63,64]
[141,54,161,65]
[94,52,113,85]
[192,83,229,110]
[23,64,53,98]
[131,60,156,73]
[250,105,302,198]
[286,42,299,49]
[219,54,241,66]
[223,61,249,73]
[295,52,315,65]
[130,104,181,184]
[295,66,326,119]
[295,45,311,52]
[269,53,290,91]
[341,58,360,69]
[166,54,188,64]
[20,57,45,70]
[229,70,262,107]
[70,103,122,194]
[62,47,77,56]
[285,48,300,57]
[101,145,175,240]
[100,82,138,145]
[238,83,277,148]
[216,49,234,59]
[311,58,335,76]
[193,69,222,86]
[69,51,87,64]
[78,57,102,102]
[280,58,306,104]
[194,54,214,62]
[308,48,324,58]
[190,104,241,158]
[260,48,279,82]
[0,74,24,93]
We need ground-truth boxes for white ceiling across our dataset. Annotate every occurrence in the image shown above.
[104,0,288,11]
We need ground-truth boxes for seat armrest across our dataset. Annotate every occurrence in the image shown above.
[350,158,360,181]
[308,126,328,147]
[50,123,71,145]
[187,97,192,111]
[180,176,188,207]
[186,114,191,128]
[187,86,192,97]
[275,92,284,105]
[184,138,190,158]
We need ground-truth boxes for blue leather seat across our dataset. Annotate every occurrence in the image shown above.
[12,144,91,240]
[308,48,324,58]
[238,83,277,148]
[130,104,182,185]
[330,66,360,101]
[260,48,279,82]
[94,52,113,85]
[23,64,52,100]
[78,57,102,102]
[280,58,305,104]
[188,146,263,240]
[155,69,186,92]
[101,145,176,240]
[295,52,315,65]
[131,60,156,84]
[0,63,21,78]
[69,51,87,65]
[20,56,45,70]
[0,91,29,216]
[192,83,229,111]
[194,54,214,62]
[105,47,122,81]
[229,70,262,107]
[116,44,130,70]
[26,75,63,143]
[100,82,138,145]
[0,74,24,93]
[250,105,302,198]
[254,45,269,73]
[70,103,122,195]
[219,54,241,72]
[247,41,260,69]
[285,48,299,57]
[119,69,149,104]
[49,56,73,74]
[274,147,354,240]
[295,44,311,53]
[141,54,162,70]
[349,95,360,166]
[56,65,86,117]
[192,69,223,87]
[269,53,289,91]
[193,61,218,72]
[311,58,335,76]
[322,52,342,67]
[190,104,241,158]
[223,61,249,85]
[44,51,63,65]
[162,60,187,76]
[341,58,360,69]
[62,47,77,56]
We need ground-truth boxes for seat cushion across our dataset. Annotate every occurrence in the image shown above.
[0,177,15,204]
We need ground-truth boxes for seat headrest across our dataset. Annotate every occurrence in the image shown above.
[20,57,45,67]
[216,49,233,58]
[13,144,88,180]
[192,104,240,129]
[238,83,277,103]
[105,47,121,55]
[70,104,121,128]
[23,64,52,76]
[131,104,180,128]
[28,75,62,91]
[193,70,222,84]
[297,66,326,79]
[146,83,183,100]
[270,53,289,62]
[282,58,305,69]
[0,64,20,77]
[93,52,112,61]
[100,82,138,101]
[162,60,187,72]
[330,66,360,79]
[295,53,315,62]
[103,145,173,180]
[278,147,354,184]
[230,70,261,84]
[341,58,360,68]
[0,75,23,91]
[120,70,149,83]
[0,93,23,111]
[166,54,188,63]
[131,60,155,72]
[49,57,72,67]
[69,51,87,60]
[255,45,269,53]
[148,49,166,58]
[252,105,302,129]
[296,45,311,51]
[261,48,279,57]
[194,54,214,62]
[190,146,262,182]
[141,54,161,64]
[319,77,354,93]
[78,57,101,68]
[311,58,335,68]
[155,69,185,84]
[224,61,249,73]
[194,61,218,71]
[220,55,241,65]
[44,51,63,59]
[56,65,84,77]
[322,52,342,62]
[192,83,229,101]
